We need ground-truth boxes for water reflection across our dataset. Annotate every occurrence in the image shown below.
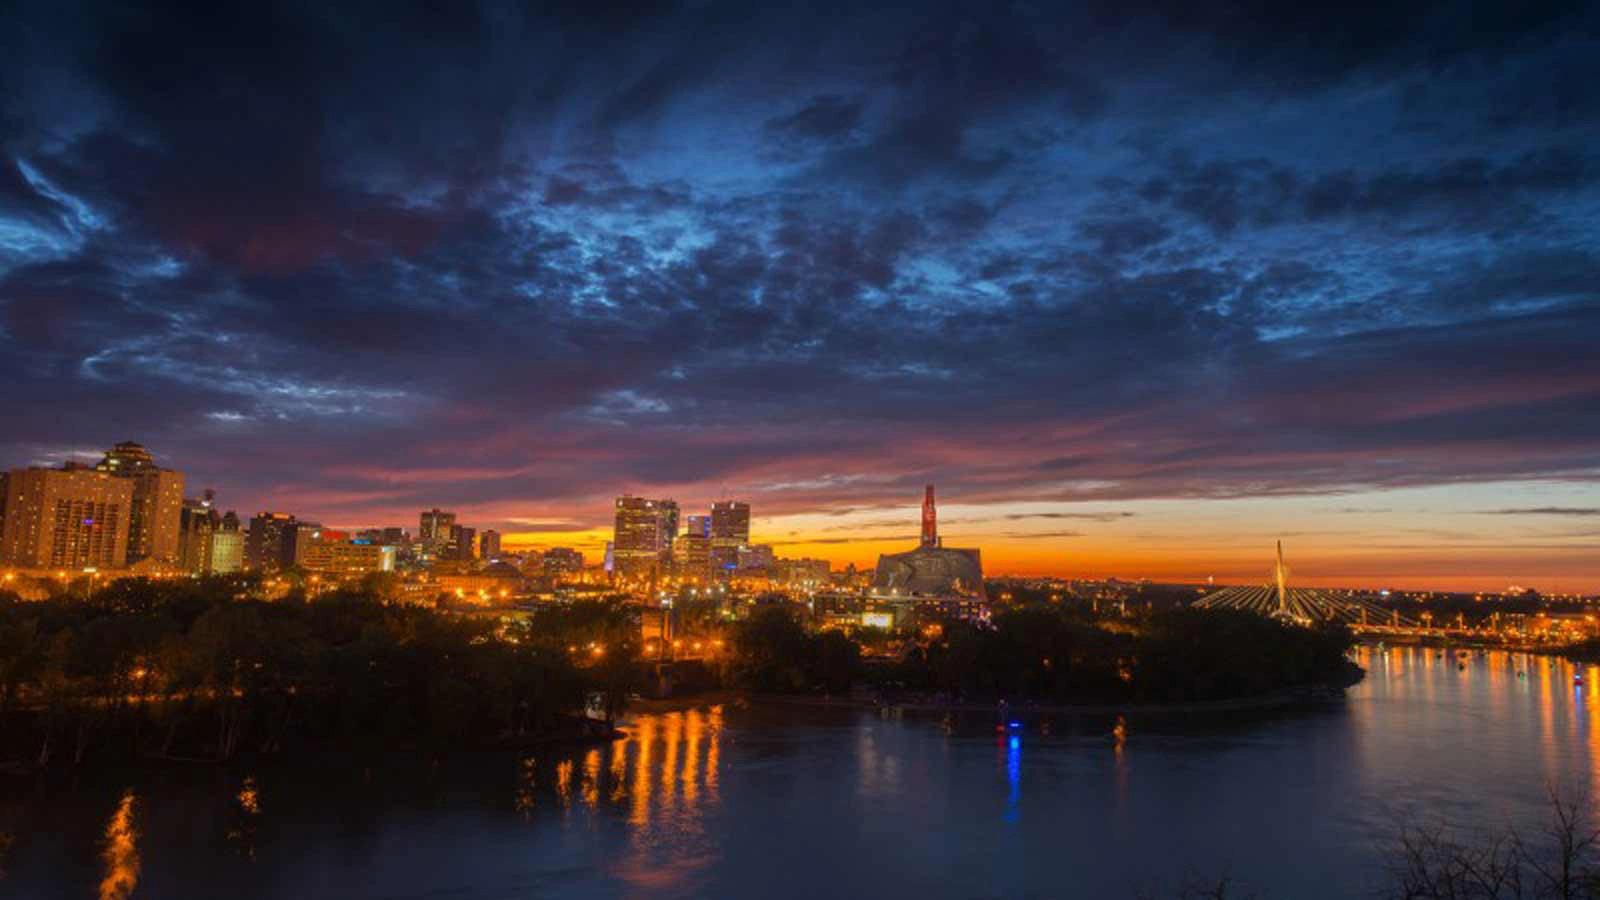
[1002,735,1021,824]
[555,758,574,810]
[20,656,1600,899]
[509,706,728,837]
[227,775,261,858]
[1350,645,1600,817]
[99,789,139,900]
[611,705,725,894]
[514,756,537,819]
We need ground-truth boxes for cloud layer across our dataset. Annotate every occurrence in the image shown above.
[1,0,1598,548]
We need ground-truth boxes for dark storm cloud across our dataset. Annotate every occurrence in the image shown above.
[1,0,1598,528]
[764,96,865,144]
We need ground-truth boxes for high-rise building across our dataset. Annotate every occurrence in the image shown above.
[209,512,243,574]
[0,464,136,569]
[447,524,476,561]
[419,509,456,551]
[178,497,221,574]
[288,522,329,568]
[660,501,680,555]
[677,514,712,576]
[613,496,677,576]
[244,512,297,571]
[709,500,750,572]
[181,496,244,575]
[96,441,185,565]
[479,529,501,561]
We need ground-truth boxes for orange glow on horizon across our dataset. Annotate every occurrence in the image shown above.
[460,482,1599,594]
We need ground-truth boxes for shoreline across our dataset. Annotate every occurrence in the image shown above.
[0,715,622,780]
[746,682,1356,717]
[1359,633,1581,659]
[631,667,1364,719]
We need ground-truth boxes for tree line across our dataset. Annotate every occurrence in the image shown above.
[727,603,1359,704]
[0,576,636,767]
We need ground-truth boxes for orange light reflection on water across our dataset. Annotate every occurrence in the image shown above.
[1354,644,1600,818]
[610,705,726,894]
[99,790,139,900]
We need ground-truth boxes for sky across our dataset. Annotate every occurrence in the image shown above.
[2,1,1598,591]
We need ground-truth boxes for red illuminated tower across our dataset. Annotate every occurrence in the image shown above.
[920,484,938,547]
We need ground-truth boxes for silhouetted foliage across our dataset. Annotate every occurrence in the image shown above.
[735,602,1355,703]
[1384,790,1600,899]
[730,606,860,693]
[869,605,1357,704]
[0,578,632,767]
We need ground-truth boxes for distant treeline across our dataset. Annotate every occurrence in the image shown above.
[729,604,1359,704]
[0,576,637,767]
[0,578,1361,769]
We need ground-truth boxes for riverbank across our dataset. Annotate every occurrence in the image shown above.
[753,681,1357,717]
[655,660,1366,718]
[0,710,622,779]
[1360,632,1580,659]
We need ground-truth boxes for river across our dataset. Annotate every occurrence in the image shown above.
[3,645,1599,899]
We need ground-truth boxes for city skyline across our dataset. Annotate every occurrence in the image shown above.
[3,3,1598,592]
[7,440,1596,592]
[7,5,1600,899]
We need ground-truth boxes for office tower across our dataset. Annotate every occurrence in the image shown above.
[245,512,297,571]
[660,501,680,555]
[709,500,750,572]
[612,496,676,576]
[479,529,501,561]
[419,509,456,551]
[178,496,221,573]
[97,441,185,565]
[737,544,775,571]
[447,524,476,561]
[541,547,584,575]
[677,514,711,576]
[0,464,135,569]
[209,512,243,574]
[288,522,329,568]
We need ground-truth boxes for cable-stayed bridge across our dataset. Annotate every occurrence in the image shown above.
[1193,542,1419,629]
